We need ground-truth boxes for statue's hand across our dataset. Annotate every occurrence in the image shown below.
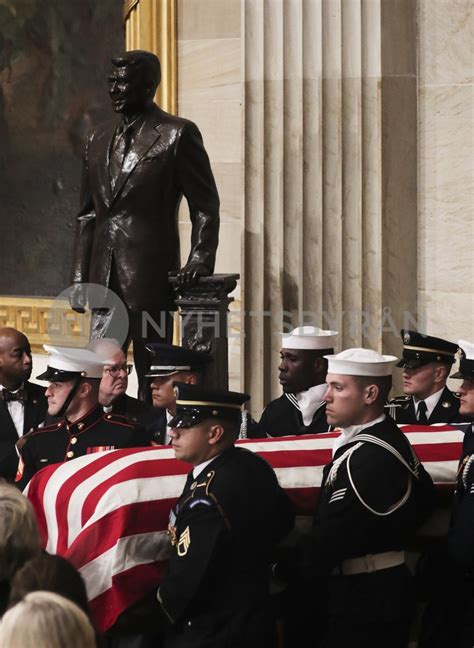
[69,283,87,313]
[177,262,210,286]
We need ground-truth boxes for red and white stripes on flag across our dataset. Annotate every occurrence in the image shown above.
[25,424,464,632]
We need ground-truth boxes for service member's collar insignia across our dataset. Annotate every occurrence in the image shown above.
[177,526,191,556]
[442,401,451,409]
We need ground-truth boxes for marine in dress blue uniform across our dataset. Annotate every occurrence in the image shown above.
[157,383,295,648]
[15,345,148,490]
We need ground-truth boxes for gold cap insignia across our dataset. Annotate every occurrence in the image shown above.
[403,332,411,344]
[177,526,191,556]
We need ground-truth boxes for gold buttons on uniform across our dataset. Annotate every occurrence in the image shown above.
[66,451,74,459]
[77,422,85,430]
[106,414,112,420]
[70,437,77,445]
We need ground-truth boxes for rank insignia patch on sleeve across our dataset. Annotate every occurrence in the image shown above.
[177,526,191,556]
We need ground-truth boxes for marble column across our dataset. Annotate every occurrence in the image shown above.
[417,0,474,348]
[243,0,418,412]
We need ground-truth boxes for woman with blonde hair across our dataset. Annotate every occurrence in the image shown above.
[0,482,40,614]
[0,591,96,647]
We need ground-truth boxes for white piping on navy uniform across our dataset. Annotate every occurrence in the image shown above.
[329,488,347,503]
[346,451,412,516]
[240,410,248,439]
[355,434,421,478]
[285,393,301,410]
[462,455,474,490]
[327,443,363,486]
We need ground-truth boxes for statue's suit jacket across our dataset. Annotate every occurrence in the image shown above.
[70,104,220,312]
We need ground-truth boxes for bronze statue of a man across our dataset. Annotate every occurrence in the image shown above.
[69,50,220,399]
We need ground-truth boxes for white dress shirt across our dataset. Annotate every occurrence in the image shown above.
[0,384,25,438]
[413,387,445,420]
[193,455,221,479]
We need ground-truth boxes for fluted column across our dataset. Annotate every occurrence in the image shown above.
[243,0,417,413]
[124,0,177,114]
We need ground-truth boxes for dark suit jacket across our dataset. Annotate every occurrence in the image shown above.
[108,393,158,427]
[389,386,470,425]
[0,381,47,481]
[145,408,168,445]
[70,104,220,312]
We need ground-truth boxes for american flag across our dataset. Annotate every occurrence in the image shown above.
[25,424,464,632]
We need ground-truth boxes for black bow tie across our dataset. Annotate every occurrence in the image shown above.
[2,389,26,403]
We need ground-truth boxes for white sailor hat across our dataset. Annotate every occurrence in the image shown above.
[450,340,474,380]
[324,347,397,377]
[36,345,113,381]
[281,326,338,351]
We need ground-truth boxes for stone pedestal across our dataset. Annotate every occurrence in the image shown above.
[169,274,239,390]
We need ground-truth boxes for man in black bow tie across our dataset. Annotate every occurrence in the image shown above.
[0,328,47,481]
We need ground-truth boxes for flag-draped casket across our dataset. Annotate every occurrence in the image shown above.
[25,424,464,631]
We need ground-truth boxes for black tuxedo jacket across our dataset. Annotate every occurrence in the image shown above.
[0,382,47,481]
[70,104,220,312]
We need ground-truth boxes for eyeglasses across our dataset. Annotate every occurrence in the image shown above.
[104,363,133,376]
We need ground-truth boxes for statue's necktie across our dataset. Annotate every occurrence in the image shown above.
[109,125,132,189]
[417,400,428,425]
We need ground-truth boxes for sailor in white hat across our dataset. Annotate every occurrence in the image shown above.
[15,345,148,489]
[254,326,338,438]
[305,347,435,648]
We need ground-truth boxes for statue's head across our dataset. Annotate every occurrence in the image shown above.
[108,50,161,116]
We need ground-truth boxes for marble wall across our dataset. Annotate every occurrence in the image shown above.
[174,0,473,410]
[418,1,474,352]
[242,0,418,411]
[176,0,243,390]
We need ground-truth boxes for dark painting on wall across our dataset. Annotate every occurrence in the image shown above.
[0,0,123,297]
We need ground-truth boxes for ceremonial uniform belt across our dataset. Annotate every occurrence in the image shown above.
[331,551,405,576]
